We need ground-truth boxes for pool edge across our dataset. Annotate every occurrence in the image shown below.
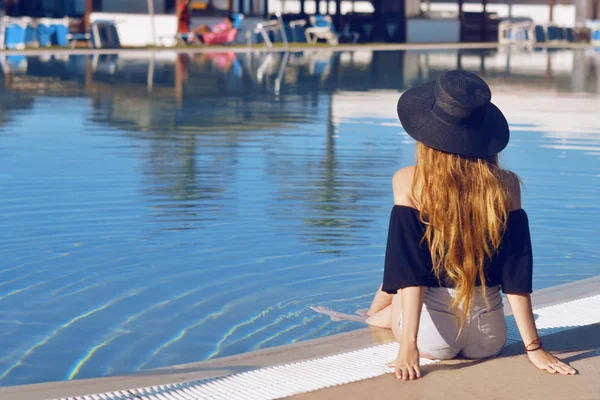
[2,275,599,400]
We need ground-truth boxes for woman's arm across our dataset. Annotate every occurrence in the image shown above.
[506,293,576,375]
[393,286,425,381]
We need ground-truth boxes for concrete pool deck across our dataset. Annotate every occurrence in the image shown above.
[1,276,599,400]
[292,323,600,400]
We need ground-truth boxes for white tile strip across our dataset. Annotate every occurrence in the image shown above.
[55,294,600,400]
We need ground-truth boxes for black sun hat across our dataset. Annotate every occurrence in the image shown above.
[397,70,509,158]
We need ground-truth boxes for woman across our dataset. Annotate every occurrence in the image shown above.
[193,16,237,45]
[177,0,191,35]
[314,70,576,380]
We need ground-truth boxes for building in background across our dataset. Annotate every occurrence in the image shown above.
[1,0,88,17]
[1,0,599,45]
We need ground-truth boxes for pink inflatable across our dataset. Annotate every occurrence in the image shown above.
[203,29,238,45]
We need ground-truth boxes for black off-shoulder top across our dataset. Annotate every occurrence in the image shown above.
[382,205,533,295]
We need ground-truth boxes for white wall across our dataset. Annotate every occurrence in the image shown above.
[91,13,177,47]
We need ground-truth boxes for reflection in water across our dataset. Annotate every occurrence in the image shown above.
[0,48,599,387]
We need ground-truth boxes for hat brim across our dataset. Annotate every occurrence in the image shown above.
[397,82,509,158]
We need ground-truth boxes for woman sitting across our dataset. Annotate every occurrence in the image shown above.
[313,70,576,381]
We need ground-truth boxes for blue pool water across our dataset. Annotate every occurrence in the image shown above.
[0,48,599,386]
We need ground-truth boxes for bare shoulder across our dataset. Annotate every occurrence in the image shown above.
[392,166,416,207]
[498,169,522,211]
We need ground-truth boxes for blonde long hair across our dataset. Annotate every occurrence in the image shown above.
[412,142,512,330]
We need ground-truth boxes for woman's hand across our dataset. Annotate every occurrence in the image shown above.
[393,341,421,381]
[527,349,577,375]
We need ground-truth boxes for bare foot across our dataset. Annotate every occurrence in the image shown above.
[386,352,438,368]
[310,306,368,323]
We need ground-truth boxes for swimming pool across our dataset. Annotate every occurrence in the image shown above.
[0,48,598,387]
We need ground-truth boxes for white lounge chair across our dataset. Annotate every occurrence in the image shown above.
[305,15,338,45]
[249,13,288,49]
[498,19,536,45]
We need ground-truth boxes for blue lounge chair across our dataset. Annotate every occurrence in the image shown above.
[23,18,39,47]
[37,19,55,47]
[2,17,27,49]
[305,15,338,45]
[53,19,70,46]
[498,18,537,45]
[593,28,600,45]
[546,25,564,42]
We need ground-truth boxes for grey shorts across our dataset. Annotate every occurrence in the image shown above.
[398,285,507,360]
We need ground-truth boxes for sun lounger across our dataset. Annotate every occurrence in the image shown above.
[305,15,339,45]
[66,32,92,48]
[0,17,38,49]
[498,19,536,45]
[250,13,289,49]
[586,20,600,45]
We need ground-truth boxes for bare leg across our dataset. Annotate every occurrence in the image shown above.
[367,284,393,316]
[311,284,392,322]
[312,291,439,362]
[310,306,368,323]
[365,305,392,329]
[194,25,211,35]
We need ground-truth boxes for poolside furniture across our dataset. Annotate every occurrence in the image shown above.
[53,18,70,47]
[23,18,39,48]
[67,20,121,49]
[250,13,288,49]
[67,32,92,48]
[339,23,360,44]
[230,14,244,31]
[36,18,55,47]
[289,19,308,43]
[588,21,600,45]
[0,17,40,49]
[1,18,25,50]
[496,18,578,46]
[65,17,93,48]
[0,17,37,49]
[305,15,338,45]
[498,19,537,45]
[534,25,547,43]
[593,28,600,45]
[92,20,121,48]
[565,27,576,43]
[546,24,565,42]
